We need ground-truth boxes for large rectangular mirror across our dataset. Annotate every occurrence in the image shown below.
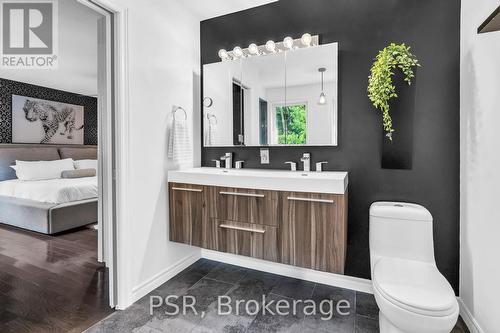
[203,42,338,147]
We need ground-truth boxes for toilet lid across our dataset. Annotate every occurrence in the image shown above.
[373,257,457,317]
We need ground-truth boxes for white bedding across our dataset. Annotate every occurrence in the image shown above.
[0,177,98,204]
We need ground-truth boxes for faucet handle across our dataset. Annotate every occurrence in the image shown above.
[235,161,244,169]
[316,161,328,172]
[212,159,221,168]
[284,161,297,171]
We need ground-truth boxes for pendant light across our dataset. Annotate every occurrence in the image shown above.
[318,67,327,105]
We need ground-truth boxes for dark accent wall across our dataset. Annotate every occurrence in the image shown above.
[0,78,98,145]
[201,0,460,292]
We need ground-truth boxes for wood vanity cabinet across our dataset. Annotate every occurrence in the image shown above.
[280,191,348,274]
[168,183,347,274]
[169,183,215,249]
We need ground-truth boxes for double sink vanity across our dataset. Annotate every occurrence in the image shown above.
[168,165,349,274]
[169,38,348,274]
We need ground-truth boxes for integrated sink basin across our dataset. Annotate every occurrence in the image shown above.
[168,167,348,194]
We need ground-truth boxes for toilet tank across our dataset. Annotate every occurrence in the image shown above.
[369,202,435,273]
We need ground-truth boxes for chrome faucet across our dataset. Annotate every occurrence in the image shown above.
[300,153,311,172]
[316,161,328,172]
[220,152,233,169]
[284,161,297,171]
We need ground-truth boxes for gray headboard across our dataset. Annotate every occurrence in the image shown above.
[0,145,97,181]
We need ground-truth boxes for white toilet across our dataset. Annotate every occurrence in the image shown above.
[369,202,459,333]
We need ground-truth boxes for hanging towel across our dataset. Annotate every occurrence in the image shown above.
[168,108,192,169]
[206,117,217,146]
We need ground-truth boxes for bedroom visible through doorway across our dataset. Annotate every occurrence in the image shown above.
[0,0,117,331]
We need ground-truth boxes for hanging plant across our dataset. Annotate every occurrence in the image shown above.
[368,43,420,140]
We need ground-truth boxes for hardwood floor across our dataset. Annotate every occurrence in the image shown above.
[0,224,113,333]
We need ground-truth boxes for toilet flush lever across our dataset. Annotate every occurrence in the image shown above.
[316,161,328,172]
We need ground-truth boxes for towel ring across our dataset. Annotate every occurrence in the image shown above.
[207,113,218,124]
[172,106,187,120]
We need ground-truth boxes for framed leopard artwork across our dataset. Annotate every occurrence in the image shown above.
[12,95,85,145]
[0,78,97,145]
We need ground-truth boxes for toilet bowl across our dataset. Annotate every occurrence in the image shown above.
[369,202,458,333]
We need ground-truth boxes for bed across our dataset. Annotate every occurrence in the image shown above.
[0,145,98,234]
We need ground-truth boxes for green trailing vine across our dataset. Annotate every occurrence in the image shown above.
[368,43,420,140]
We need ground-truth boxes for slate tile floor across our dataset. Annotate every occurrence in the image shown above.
[86,259,470,333]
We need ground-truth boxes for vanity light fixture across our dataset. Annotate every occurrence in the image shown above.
[218,34,319,62]
[318,67,327,105]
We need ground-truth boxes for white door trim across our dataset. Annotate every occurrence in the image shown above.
[77,0,131,309]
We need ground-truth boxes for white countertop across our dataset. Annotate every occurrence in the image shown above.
[168,167,348,194]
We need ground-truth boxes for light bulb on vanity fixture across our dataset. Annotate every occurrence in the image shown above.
[318,67,327,105]
[248,43,260,55]
[283,36,294,49]
[265,40,276,53]
[218,49,229,60]
[301,33,312,47]
[233,46,244,58]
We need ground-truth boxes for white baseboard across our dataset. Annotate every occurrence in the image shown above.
[201,249,373,294]
[125,252,202,309]
[457,297,484,333]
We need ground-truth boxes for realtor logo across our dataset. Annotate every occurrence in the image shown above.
[0,0,58,68]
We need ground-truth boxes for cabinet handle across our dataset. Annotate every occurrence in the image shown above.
[287,196,334,204]
[219,191,265,198]
[172,187,203,192]
[219,224,266,234]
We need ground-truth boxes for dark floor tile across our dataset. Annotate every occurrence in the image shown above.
[205,262,250,284]
[191,301,255,333]
[145,278,235,333]
[85,303,151,333]
[355,315,379,333]
[452,316,471,333]
[184,277,235,312]
[311,283,356,308]
[149,277,234,321]
[356,292,379,320]
[302,283,356,333]
[224,269,282,317]
[246,293,304,333]
[269,276,315,300]
[141,259,220,301]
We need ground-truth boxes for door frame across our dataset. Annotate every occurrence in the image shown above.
[77,0,130,309]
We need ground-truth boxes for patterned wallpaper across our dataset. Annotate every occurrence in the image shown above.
[0,78,97,145]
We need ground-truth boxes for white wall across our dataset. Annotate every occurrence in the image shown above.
[460,1,500,332]
[0,0,100,96]
[110,0,202,307]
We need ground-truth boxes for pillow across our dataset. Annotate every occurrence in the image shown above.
[14,158,75,181]
[74,159,98,170]
[61,168,96,179]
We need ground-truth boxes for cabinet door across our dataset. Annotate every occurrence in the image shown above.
[208,186,279,227]
[169,183,213,248]
[216,220,279,262]
[280,191,347,274]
